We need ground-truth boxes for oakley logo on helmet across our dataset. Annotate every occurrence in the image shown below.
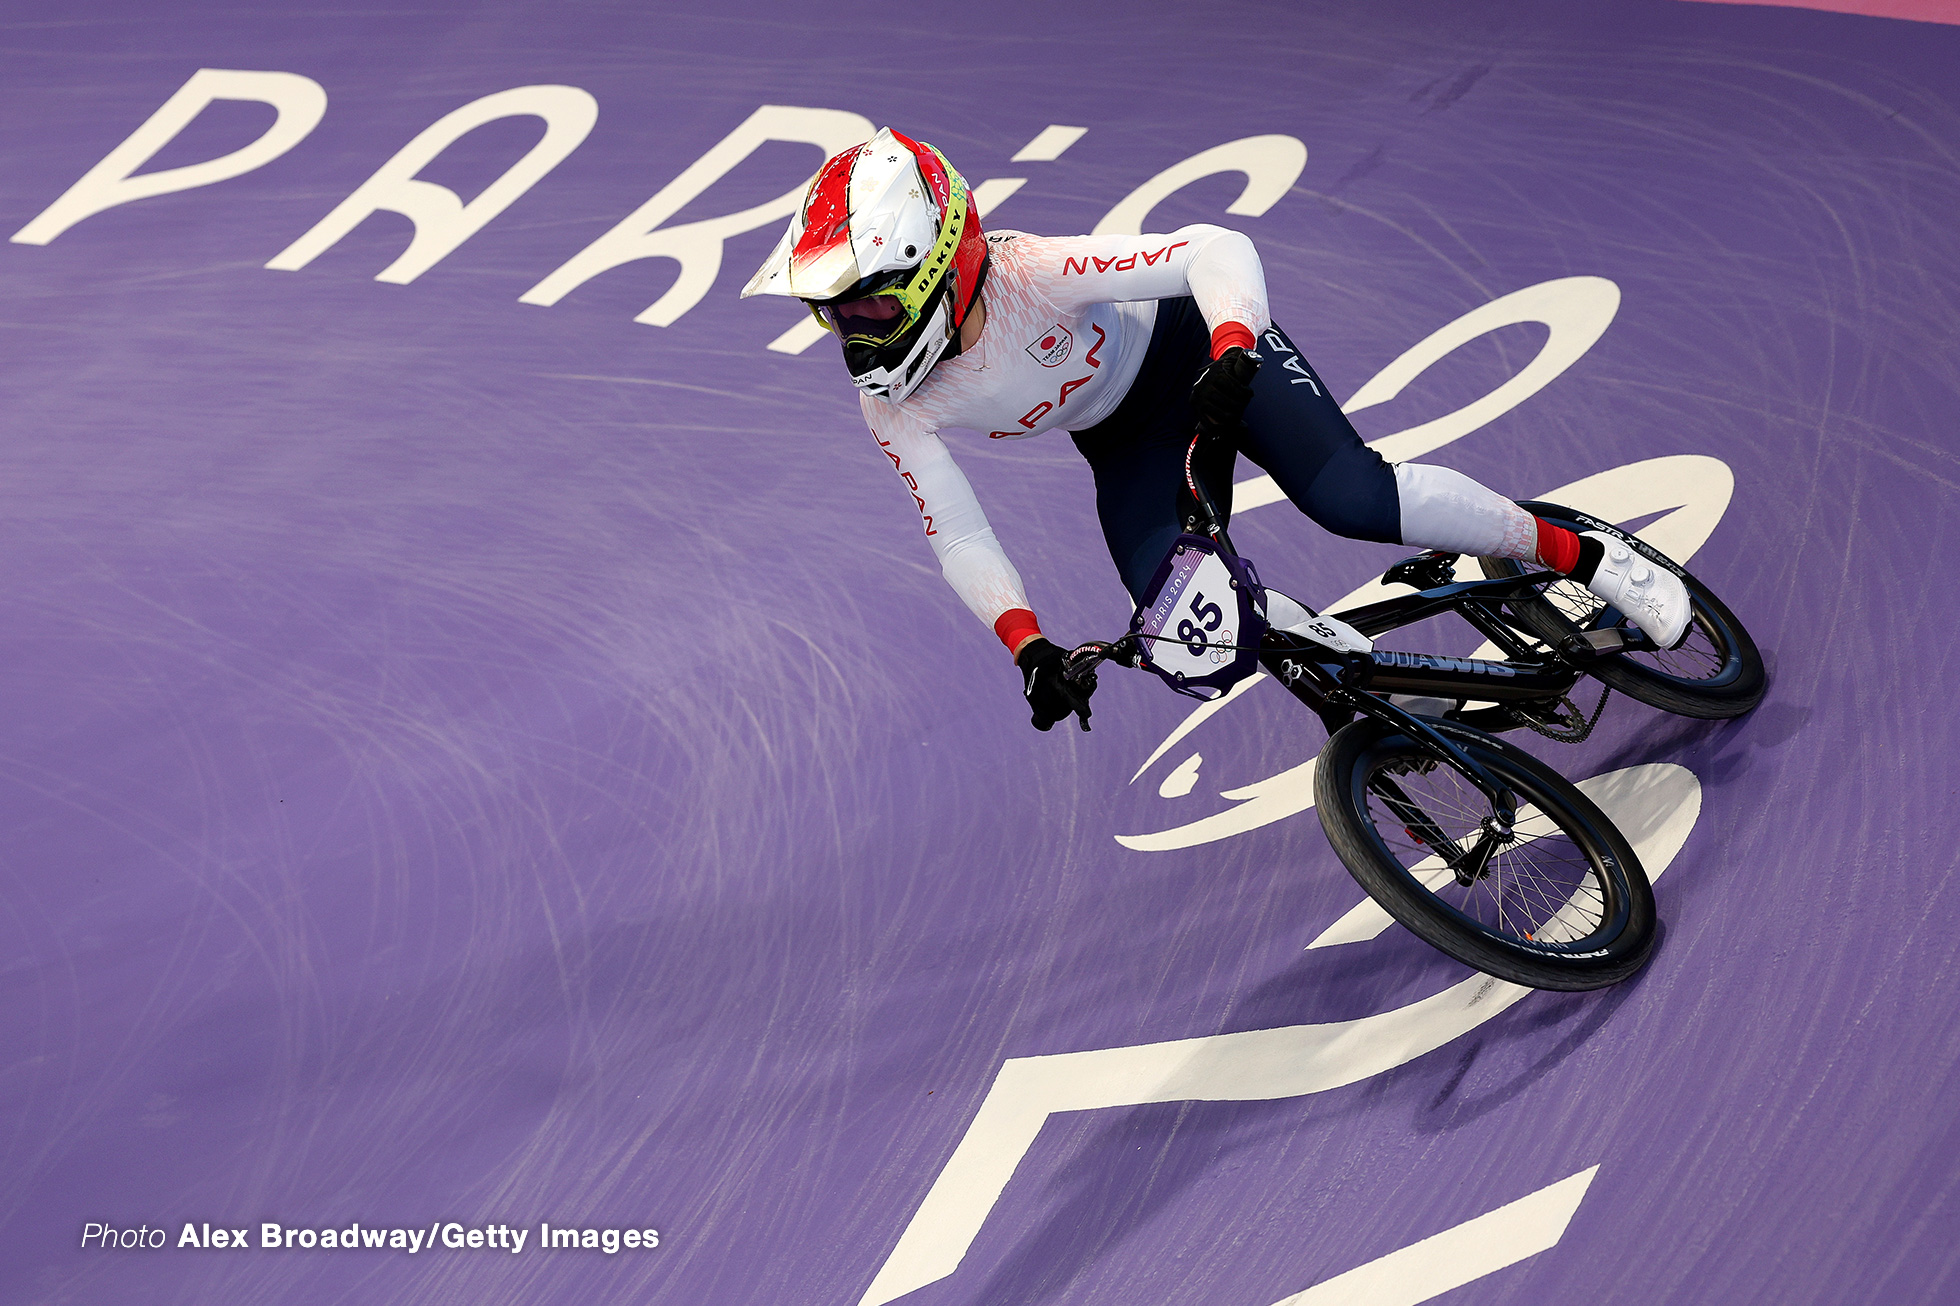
[1026,325,1073,368]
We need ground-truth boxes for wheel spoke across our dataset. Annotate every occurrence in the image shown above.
[1361,750,1614,948]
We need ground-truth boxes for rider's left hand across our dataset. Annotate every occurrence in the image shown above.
[1191,346,1261,437]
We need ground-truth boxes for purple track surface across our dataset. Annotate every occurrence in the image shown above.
[3,2,1957,1303]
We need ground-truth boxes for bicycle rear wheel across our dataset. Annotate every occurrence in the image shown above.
[1314,718,1656,990]
[1478,501,1765,719]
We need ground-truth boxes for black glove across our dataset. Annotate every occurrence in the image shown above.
[1016,637,1096,732]
[1191,346,1261,437]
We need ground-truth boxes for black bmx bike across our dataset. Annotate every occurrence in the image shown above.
[1066,434,1765,991]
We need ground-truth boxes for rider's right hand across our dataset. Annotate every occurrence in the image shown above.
[1016,637,1095,732]
[1191,345,1261,437]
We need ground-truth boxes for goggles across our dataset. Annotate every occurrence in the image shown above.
[817,293,911,347]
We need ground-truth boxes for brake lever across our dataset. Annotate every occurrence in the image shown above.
[1061,636,1143,733]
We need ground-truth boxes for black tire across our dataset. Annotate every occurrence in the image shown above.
[1314,717,1656,990]
[1478,501,1765,719]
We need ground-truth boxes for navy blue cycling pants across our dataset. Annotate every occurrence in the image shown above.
[1071,297,1400,603]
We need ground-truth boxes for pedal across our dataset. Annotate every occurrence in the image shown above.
[1561,627,1633,658]
[1382,551,1461,591]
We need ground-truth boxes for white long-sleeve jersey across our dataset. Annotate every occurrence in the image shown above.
[858,224,1270,646]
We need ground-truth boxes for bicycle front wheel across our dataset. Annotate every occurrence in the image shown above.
[1314,718,1656,990]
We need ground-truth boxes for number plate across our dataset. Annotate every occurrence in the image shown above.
[1131,535,1268,698]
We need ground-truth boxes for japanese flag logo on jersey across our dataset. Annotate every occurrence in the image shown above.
[1026,325,1073,367]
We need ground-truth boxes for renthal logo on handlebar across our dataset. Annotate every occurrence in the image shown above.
[1371,651,1519,678]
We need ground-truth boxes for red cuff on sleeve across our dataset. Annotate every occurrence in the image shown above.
[994,608,1043,657]
[1209,322,1256,359]
[1534,518,1582,575]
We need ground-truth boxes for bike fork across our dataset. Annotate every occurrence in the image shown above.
[1368,770,1509,885]
[1345,692,1517,833]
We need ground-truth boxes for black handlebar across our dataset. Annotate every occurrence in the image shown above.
[1061,635,1140,687]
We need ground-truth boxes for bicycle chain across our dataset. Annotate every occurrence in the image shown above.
[1512,682,1612,744]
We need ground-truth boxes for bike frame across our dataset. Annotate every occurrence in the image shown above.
[1129,430,1648,828]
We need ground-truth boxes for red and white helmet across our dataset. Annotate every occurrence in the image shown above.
[743,128,988,403]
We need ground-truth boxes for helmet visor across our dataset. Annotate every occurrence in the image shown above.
[818,294,915,347]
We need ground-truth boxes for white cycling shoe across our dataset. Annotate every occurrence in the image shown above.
[1580,531,1691,649]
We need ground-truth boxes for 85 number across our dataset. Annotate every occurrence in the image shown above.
[1177,593,1223,651]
